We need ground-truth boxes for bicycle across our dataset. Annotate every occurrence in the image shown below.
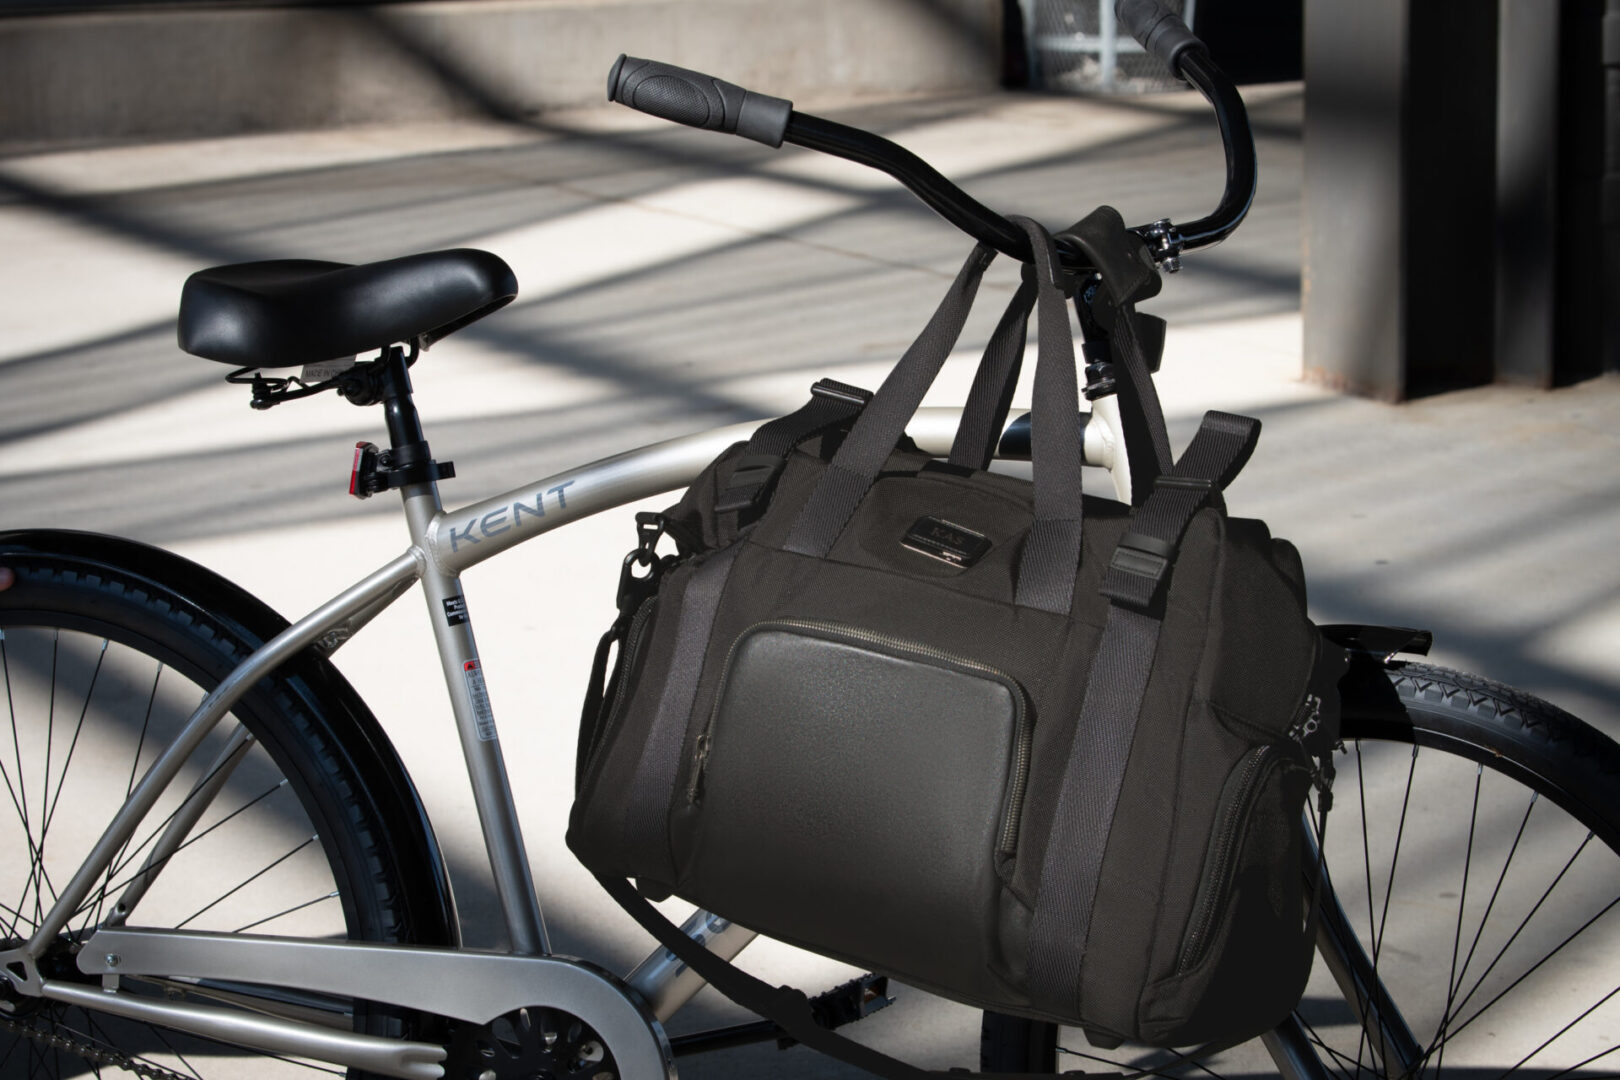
[1,6,1617,1079]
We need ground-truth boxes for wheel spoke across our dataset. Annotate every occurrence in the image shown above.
[234,889,340,934]
[1355,741,1378,1079]
[1297,1011,1363,1080]
[40,639,106,841]
[1354,739,1421,1080]
[1443,833,1606,1037]
[1449,791,1538,1005]
[174,836,318,930]
[1434,887,1620,1055]
[1495,982,1620,1080]
[1530,1039,1620,1080]
[145,1022,206,1080]
[1427,763,1485,1080]
[75,778,290,928]
[89,663,167,932]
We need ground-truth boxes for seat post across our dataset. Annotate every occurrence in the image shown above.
[377,345,427,455]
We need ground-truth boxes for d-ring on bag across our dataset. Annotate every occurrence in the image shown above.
[569,212,1344,1070]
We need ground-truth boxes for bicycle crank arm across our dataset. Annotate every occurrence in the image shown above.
[77,928,676,1079]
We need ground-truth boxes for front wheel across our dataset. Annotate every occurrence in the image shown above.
[983,662,1620,1080]
[0,533,453,1079]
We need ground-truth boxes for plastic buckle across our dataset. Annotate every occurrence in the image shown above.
[634,511,665,550]
[1100,530,1175,611]
[617,547,660,612]
[714,453,786,513]
[1151,472,1223,512]
[809,378,873,407]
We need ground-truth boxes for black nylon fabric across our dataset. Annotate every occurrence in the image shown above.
[568,219,1335,1057]
[950,274,1035,471]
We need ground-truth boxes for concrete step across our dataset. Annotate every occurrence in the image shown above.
[0,0,1002,148]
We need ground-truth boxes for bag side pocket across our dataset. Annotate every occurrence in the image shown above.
[1140,745,1314,1045]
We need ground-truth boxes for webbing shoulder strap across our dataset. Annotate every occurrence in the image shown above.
[594,874,1066,1080]
[1026,410,1260,1023]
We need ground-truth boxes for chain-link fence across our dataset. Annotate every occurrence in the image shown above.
[1017,0,1196,93]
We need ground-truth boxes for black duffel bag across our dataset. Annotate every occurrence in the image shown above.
[569,212,1343,1065]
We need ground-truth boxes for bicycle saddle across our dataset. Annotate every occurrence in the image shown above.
[178,248,518,368]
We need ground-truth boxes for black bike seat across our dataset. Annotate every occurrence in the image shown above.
[178,248,518,368]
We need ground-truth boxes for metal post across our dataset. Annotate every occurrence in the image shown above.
[1303,0,1498,399]
[1605,0,1620,371]
[1495,0,1561,386]
[1100,0,1118,91]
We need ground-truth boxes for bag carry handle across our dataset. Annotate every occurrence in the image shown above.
[947,272,1036,472]
[782,217,1087,615]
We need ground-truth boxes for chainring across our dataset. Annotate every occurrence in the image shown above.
[445,1005,621,1080]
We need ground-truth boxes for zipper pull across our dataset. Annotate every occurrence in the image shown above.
[687,733,712,805]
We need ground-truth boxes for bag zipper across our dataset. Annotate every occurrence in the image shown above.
[1175,745,1288,974]
[686,619,1033,855]
[583,595,659,780]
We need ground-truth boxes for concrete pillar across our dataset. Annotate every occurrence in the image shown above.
[1606,0,1620,372]
[1303,0,1498,400]
[1495,0,1561,387]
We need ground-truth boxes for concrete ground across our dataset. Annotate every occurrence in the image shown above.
[1,84,1617,1077]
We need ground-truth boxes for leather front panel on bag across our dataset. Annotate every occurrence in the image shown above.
[681,624,1026,997]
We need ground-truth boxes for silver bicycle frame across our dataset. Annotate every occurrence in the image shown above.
[0,401,1128,1079]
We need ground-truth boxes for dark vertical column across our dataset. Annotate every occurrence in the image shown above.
[1555,0,1608,385]
[1301,0,1410,399]
[1495,0,1561,387]
[1605,0,1620,372]
[1404,0,1499,396]
[1303,0,1498,400]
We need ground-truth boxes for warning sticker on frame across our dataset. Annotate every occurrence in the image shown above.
[463,658,497,741]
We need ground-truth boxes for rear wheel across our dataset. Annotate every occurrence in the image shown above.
[0,540,450,1078]
[982,662,1620,1080]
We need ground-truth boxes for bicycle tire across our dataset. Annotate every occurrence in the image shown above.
[0,532,454,1079]
[982,660,1620,1080]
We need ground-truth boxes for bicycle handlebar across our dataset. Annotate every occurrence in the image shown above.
[606,0,1255,272]
[606,55,793,148]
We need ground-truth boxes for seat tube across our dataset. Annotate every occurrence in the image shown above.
[381,351,550,956]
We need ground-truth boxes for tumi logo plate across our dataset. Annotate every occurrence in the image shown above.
[901,516,990,568]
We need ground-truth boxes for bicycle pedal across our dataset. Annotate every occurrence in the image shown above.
[774,972,892,1049]
[809,972,893,1029]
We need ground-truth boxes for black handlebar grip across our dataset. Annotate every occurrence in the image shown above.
[607,54,793,148]
[1114,0,1203,77]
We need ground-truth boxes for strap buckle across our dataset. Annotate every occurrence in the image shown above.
[1099,530,1174,611]
[714,454,787,513]
[809,378,873,407]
